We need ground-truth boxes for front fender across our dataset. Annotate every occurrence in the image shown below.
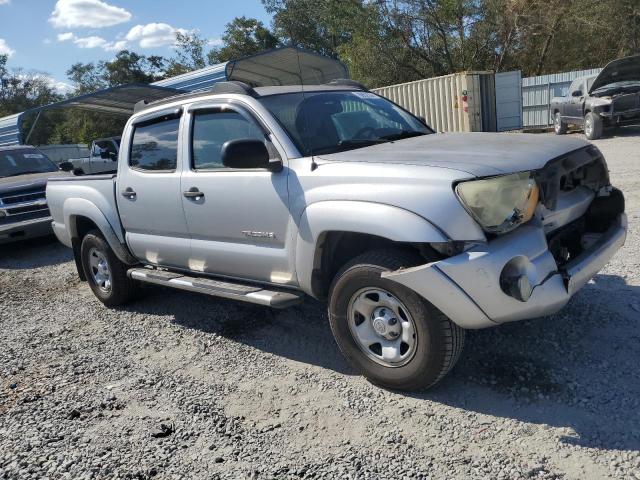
[294,201,449,295]
[62,197,136,265]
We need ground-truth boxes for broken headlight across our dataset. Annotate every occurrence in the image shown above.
[455,172,539,235]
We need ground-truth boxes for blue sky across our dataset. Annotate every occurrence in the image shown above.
[0,0,271,91]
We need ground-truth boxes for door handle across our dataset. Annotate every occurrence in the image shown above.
[183,187,204,199]
[121,187,136,199]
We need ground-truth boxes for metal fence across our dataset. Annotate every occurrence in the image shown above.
[522,67,602,127]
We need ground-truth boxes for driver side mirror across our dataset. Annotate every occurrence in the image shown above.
[571,90,583,97]
[59,161,74,172]
[221,139,282,172]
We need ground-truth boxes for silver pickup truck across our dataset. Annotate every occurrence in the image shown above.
[61,137,120,175]
[47,81,627,391]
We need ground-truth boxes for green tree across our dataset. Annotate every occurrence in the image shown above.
[263,0,362,57]
[208,16,279,64]
[66,50,167,95]
[0,55,62,117]
[165,31,208,76]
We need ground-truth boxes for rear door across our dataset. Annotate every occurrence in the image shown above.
[117,108,192,269]
[179,102,292,284]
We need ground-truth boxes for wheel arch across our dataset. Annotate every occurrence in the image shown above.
[63,198,137,268]
[295,201,449,299]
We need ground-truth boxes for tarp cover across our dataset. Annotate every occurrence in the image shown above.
[225,47,349,86]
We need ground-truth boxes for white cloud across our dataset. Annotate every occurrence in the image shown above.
[57,31,124,51]
[0,38,15,57]
[49,0,131,29]
[208,38,223,47]
[57,32,76,42]
[0,0,10,5]
[74,35,109,49]
[125,23,187,48]
[44,77,74,95]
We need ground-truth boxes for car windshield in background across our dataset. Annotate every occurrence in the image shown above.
[259,90,431,156]
[0,149,57,178]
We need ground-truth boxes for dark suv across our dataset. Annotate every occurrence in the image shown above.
[0,145,68,244]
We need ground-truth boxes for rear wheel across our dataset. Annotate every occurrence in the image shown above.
[80,230,139,307]
[328,249,465,391]
[554,112,567,135]
[584,112,603,140]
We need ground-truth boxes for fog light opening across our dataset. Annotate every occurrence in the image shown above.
[501,274,532,302]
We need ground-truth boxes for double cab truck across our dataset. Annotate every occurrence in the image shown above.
[0,145,68,244]
[60,137,121,175]
[47,81,627,391]
[551,54,640,140]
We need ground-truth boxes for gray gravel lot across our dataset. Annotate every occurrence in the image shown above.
[1,127,639,480]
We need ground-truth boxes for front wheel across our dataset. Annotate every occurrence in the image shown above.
[554,112,567,135]
[328,250,465,391]
[584,112,603,140]
[80,230,139,307]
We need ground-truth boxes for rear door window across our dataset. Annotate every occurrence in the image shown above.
[130,118,180,171]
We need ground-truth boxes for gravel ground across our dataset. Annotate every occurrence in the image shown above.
[1,127,639,480]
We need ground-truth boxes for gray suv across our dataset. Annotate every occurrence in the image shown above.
[0,145,68,244]
[47,81,627,390]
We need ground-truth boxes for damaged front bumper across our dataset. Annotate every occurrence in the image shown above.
[383,213,627,329]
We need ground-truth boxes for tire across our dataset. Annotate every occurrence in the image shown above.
[584,111,603,140]
[328,249,465,391]
[554,112,567,135]
[80,229,139,307]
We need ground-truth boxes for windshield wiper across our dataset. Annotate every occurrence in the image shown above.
[380,130,427,141]
[338,139,387,146]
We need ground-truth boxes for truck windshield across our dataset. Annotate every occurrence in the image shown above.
[0,149,57,178]
[259,90,431,156]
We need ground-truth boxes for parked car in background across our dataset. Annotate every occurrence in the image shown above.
[61,137,120,175]
[551,54,640,139]
[0,145,69,244]
[37,143,90,166]
[47,81,626,391]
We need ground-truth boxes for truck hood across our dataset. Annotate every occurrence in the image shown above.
[589,54,640,93]
[0,170,69,194]
[316,133,590,177]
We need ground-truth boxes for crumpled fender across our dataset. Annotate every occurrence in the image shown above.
[294,200,449,295]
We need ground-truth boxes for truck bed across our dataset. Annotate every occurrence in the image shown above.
[46,174,124,249]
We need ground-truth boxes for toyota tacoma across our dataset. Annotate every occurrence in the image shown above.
[46,81,626,390]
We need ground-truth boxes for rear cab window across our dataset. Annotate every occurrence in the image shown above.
[130,118,180,172]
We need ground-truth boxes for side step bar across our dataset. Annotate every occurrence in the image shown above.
[127,268,303,309]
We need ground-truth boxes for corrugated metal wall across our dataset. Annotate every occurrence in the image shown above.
[522,68,602,127]
[372,72,494,132]
[0,113,22,146]
[152,63,228,91]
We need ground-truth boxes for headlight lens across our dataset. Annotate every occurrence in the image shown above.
[455,172,539,234]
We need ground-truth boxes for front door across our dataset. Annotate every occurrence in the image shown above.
[180,104,292,285]
[566,78,586,122]
[117,111,192,269]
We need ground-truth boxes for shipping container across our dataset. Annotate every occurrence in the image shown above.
[372,72,497,132]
